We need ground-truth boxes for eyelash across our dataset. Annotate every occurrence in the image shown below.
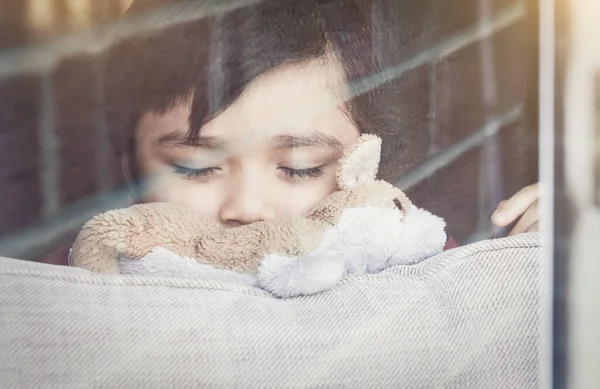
[171,164,325,180]
[172,164,220,179]
[278,166,325,179]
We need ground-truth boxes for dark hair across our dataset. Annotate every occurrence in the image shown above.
[103,0,417,182]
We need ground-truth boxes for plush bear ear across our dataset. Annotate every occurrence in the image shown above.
[336,134,382,190]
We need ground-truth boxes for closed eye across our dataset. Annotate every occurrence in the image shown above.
[171,164,220,179]
[278,166,325,180]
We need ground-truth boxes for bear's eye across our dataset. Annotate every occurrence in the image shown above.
[393,198,404,211]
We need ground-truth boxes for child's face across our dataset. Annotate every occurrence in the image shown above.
[134,59,359,226]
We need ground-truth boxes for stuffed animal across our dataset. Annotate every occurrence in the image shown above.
[70,134,447,297]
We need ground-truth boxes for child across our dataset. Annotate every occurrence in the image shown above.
[88,0,539,261]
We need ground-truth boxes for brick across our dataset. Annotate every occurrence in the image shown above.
[0,78,42,182]
[406,147,482,242]
[371,0,434,65]
[433,42,486,149]
[370,0,523,65]
[0,75,41,126]
[53,54,103,206]
[492,19,534,116]
[431,0,480,41]
[498,117,538,199]
[0,0,128,49]
[407,116,538,243]
[431,0,524,42]
[370,0,526,64]
[353,65,430,183]
[381,66,431,182]
[108,153,128,190]
[0,126,40,180]
[0,0,30,49]
[0,75,43,235]
[0,173,44,236]
[92,0,129,21]
[470,115,538,236]
[491,0,523,13]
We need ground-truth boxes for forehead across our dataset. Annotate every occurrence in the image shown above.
[203,58,352,139]
[139,59,357,146]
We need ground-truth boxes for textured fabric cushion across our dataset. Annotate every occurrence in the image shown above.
[0,234,544,388]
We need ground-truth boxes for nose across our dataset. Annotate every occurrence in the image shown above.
[218,170,276,227]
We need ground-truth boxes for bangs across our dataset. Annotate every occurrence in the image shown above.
[102,0,373,157]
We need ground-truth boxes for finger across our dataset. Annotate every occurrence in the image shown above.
[525,221,539,233]
[492,184,539,227]
[509,200,539,235]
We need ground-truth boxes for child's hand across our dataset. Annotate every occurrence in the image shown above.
[491,183,540,235]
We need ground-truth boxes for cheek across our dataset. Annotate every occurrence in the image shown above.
[274,174,338,217]
[142,174,222,219]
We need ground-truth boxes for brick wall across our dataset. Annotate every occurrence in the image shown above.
[0,0,539,262]
[373,0,539,242]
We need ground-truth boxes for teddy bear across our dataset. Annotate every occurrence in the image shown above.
[70,134,447,297]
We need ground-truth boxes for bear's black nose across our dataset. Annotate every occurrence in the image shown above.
[393,198,404,211]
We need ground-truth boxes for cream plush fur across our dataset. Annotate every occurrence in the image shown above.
[70,135,447,297]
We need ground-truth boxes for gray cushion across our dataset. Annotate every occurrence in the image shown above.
[0,233,544,388]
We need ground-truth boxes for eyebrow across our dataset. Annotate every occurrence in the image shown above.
[155,131,224,148]
[272,133,343,149]
[155,130,344,150]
